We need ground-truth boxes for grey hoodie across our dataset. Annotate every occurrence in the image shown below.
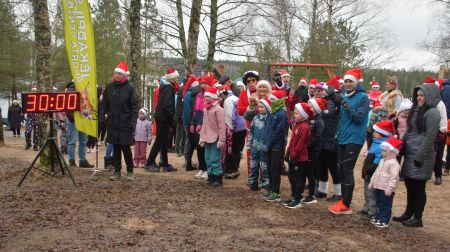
[401,84,440,180]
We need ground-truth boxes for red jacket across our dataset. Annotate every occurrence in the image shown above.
[287,120,311,162]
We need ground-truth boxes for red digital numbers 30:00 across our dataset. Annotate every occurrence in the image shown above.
[22,92,80,113]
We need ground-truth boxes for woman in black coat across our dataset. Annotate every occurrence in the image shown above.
[8,100,23,137]
[100,61,138,181]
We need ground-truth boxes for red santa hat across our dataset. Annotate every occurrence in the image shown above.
[381,136,403,155]
[114,61,129,76]
[309,79,318,88]
[308,98,328,114]
[343,68,362,84]
[373,120,396,137]
[218,85,230,95]
[256,80,272,90]
[299,77,308,86]
[259,97,272,112]
[370,81,380,89]
[295,102,313,120]
[423,75,438,86]
[166,67,179,80]
[280,71,289,77]
[204,86,218,99]
[326,76,341,92]
[139,107,149,116]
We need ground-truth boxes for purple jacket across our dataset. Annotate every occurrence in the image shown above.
[134,118,152,142]
[224,94,246,133]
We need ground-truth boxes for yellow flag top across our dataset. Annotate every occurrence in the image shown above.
[63,0,98,137]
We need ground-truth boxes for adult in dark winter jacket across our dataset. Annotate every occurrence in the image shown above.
[100,61,138,181]
[145,68,178,172]
[316,76,342,201]
[393,84,440,228]
[328,68,370,215]
[8,100,23,137]
[175,79,186,157]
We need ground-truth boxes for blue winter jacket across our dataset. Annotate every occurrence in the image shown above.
[182,87,194,129]
[266,100,288,151]
[337,85,370,145]
[369,136,389,165]
[441,79,450,118]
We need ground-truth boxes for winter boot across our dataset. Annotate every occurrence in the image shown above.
[68,160,77,168]
[109,171,121,181]
[162,164,177,172]
[144,162,160,172]
[79,159,94,168]
[207,174,214,185]
[212,175,223,187]
[126,171,135,181]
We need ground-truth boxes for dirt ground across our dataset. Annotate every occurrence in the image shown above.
[1,131,450,251]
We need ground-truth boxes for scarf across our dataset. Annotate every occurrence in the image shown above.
[205,100,218,109]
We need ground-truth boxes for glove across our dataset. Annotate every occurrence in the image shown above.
[330,92,344,105]
[195,125,202,133]
[385,189,393,197]
[414,160,422,167]
[190,124,195,133]
[217,141,225,150]
[368,182,373,190]
[199,141,205,147]
[284,153,290,163]
[147,138,152,145]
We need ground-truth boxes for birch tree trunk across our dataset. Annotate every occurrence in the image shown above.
[129,0,142,105]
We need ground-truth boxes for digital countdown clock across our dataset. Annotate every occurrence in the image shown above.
[21,92,81,113]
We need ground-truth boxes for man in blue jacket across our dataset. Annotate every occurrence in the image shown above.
[328,68,370,215]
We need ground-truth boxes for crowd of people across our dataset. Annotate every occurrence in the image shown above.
[9,60,450,230]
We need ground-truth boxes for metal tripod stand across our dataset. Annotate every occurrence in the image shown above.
[17,113,77,187]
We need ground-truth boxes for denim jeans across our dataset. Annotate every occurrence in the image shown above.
[375,189,394,224]
[105,143,114,158]
[67,118,87,162]
[249,149,269,190]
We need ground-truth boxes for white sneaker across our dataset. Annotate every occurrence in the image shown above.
[195,170,204,179]
[201,171,208,179]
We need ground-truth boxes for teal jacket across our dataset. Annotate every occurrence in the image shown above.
[337,85,370,145]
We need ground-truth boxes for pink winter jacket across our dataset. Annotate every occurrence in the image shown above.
[370,155,401,192]
[199,102,226,144]
[134,118,152,142]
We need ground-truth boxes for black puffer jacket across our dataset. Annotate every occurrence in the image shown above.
[321,98,340,152]
[175,84,184,121]
[154,79,175,126]
[100,80,138,146]
[8,104,23,129]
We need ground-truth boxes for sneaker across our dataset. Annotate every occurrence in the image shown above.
[25,144,31,150]
[227,171,240,179]
[79,160,94,168]
[286,199,302,209]
[327,194,342,202]
[358,210,370,217]
[194,170,204,179]
[264,192,281,202]
[328,199,353,215]
[201,171,208,179]
[282,197,294,206]
[260,191,272,199]
[68,160,77,168]
[301,196,318,205]
[434,177,442,185]
[374,221,389,228]
[316,191,327,198]
[248,184,259,191]
[109,171,121,181]
[126,172,135,181]
[370,216,379,224]
[144,163,160,172]
[161,164,177,172]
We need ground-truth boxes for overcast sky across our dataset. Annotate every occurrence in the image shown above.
[384,0,438,70]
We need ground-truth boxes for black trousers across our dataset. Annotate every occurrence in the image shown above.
[309,150,320,182]
[186,132,206,171]
[113,144,133,172]
[12,128,20,136]
[288,161,309,200]
[146,120,170,166]
[446,145,450,170]
[337,144,362,207]
[224,130,247,174]
[268,149,282,194]
[404,178,427,219]
[434,134,445,178]
[317,149,340,184]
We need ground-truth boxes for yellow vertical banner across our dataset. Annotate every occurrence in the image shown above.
[63,0,98,137]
